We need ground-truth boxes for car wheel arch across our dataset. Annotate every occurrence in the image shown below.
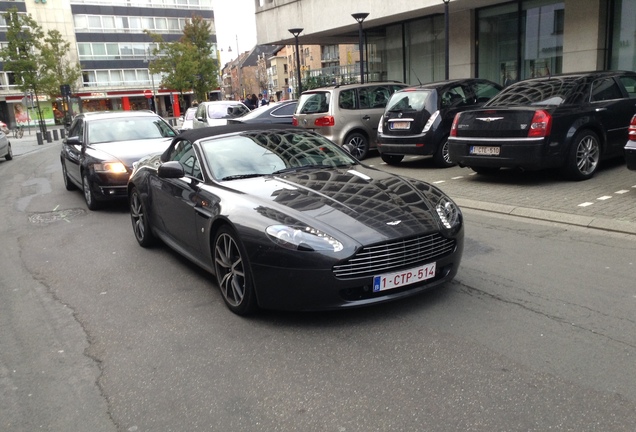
[566,120,606,154]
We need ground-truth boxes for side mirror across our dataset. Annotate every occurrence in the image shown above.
[65,136,81,146]
[342,144,355,155]
[158,161,185,179]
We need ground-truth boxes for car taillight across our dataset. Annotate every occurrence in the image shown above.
[292,116,298,126]
[528,110,552,138]
[423,110,440,133]
[314,116,335,127]
[629,115,636,141]
[450,113,460,137]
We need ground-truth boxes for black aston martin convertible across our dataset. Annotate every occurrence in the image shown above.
[127,124,464,315]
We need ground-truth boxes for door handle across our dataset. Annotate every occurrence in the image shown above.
[595,107,607,112]
[362,115,371,120]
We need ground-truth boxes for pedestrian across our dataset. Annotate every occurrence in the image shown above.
[260,94,269,106]
[243,94,257,110]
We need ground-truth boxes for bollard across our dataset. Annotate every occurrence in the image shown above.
[36,132,43,145]
[60,128,66,139]
[53,129,59,141]
[46,131,52,143]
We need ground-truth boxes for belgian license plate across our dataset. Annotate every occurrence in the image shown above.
[373,262,436,292]
[470,146,500,156]
[390,121,410,130]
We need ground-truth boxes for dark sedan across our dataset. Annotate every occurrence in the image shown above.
[377,79,501,167]
[127,125,464,315]
[227,100,297,125]
[61,111,177,210]
[448,71,636,180]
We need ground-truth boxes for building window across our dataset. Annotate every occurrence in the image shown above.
[610,0,636,71]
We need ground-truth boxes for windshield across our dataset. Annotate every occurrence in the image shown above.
[207,103,246,119]
[386,90,432,112]
[297,92,330,114]
[486,77,582,107]
[200,130,356,181]
[184,109,196,120]
[88,117,176,143]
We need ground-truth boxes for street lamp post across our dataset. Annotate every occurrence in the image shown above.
[443,0,450,80]
[352,13,369,84]
[227,35,242,100]
[288,28,303,98]
[145,47,158,113]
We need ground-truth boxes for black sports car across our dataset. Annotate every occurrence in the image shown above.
[448,71,636,180]
[227,100,297,125]
[61,111,177,210]
[127,124,464,315]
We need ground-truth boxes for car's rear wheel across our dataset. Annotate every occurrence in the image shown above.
[471,166,500,175]
[345,132,369,160]
[433,136,455,168]
[61,160,76,191]
[129,187,155,247]
[4,142,13,161]
[563,129,600,181]
[213,225,257,315]
[82,171,101,210]
[380,154,404,165]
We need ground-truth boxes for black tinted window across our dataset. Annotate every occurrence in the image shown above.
[338,89,357,110]
[486,78,582,107]
[619,76,636,98]
[168,139,202,180]
[591,78,623,102]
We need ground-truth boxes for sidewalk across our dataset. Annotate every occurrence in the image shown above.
[8,127,65,157]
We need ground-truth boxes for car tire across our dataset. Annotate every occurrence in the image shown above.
[345,132,369,160]
[471,166,500,175]
[563,129,600,181]
[433,136,456,168]
[4,142,13,161]
[213,225,257,316]
[129,187,156,248]
[61,160,77,191]
[82,171,101,210]
[380,154,404,165]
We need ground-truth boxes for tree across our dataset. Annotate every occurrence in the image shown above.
[0,8,82,133]
[147,14,218,105]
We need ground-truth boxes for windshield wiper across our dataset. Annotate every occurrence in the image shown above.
[220,173,267,181]
[273,165,327,175]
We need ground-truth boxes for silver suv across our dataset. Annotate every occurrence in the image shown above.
[293,82,407,159]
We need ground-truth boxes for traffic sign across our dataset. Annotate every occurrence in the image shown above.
[144,89,153,99]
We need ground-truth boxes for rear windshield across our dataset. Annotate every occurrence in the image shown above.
[486,77,584,107]
[385,90,433,112]
[297,92,330,114]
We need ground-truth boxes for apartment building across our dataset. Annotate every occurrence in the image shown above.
[254,0,636,88]
[0,0,215,127]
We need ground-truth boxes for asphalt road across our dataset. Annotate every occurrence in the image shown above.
[1,142,636,431]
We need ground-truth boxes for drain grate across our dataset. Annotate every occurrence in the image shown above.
[29,208,86,224]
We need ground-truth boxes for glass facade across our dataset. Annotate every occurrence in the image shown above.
[477,0,564,86]
[610,0,636,70]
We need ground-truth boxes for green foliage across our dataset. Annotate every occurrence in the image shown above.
[146,14,218,102]
[40,30,83,99]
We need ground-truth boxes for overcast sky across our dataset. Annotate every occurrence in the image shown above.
[212,0,258,66]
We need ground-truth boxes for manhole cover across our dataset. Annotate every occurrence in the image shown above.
[29,208,87,224]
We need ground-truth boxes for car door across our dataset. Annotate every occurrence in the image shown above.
[151,139,207,260]
[357,85,392,146]
[62,118,85,185]
[590,76,636,154]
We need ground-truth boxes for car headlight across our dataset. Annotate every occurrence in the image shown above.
[266,225,343,252]
[435,197,461,231]
[93,162,127,174]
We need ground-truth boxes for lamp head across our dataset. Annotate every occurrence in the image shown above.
[351,12,370,23]
[442,0,450,4]
[288,28,304,38]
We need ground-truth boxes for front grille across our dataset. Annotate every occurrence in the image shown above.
[333,234,456,279]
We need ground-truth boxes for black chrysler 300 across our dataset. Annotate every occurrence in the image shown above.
[127,125,464,315]
[448,71,636,180]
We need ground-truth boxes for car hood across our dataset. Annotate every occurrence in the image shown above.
[87,138,173,168]
[211,165,451,245]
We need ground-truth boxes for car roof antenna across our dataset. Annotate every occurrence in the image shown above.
[412,69,423,85]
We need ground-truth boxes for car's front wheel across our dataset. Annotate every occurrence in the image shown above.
[345,132,369,160]
[213,225,257,315]
[4,142,13,161]
[129,187,155,247]
[563,129,600,181]
[82,172,101,210]
[380,154,404,165]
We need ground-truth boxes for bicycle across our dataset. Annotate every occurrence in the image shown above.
[13,125,24,139]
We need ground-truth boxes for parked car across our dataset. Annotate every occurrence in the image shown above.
[176,107,198,132]
[61,110,177,210]
[625,114,636,171]
[227,100,298,125]
[0,127,12,161]
[192,101,250,128]
[448,70,636,180]
[293,81,407,159]
[127,124,463,315]
[0,120,9,135]
[377,79,502,167]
